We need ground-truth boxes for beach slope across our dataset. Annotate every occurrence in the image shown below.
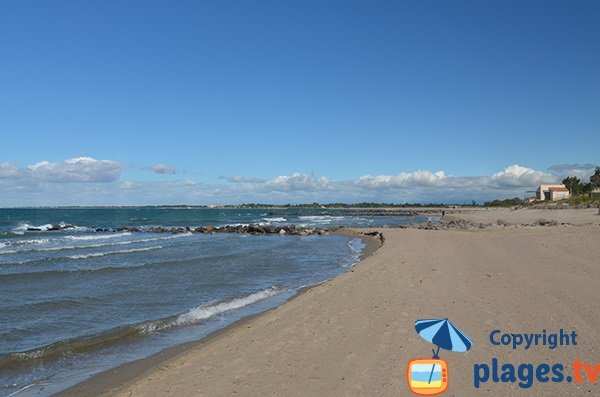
[62,209,600,396]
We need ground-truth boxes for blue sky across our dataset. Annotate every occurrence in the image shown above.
[1,0,598,205]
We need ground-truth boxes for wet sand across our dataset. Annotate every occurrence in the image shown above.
[58,209,600,396]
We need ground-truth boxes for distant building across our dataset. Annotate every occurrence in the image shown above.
[590,188,600,199]
[536,185,570,201]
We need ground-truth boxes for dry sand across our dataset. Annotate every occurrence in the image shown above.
[445,206,600,226]
[60,208,600,396]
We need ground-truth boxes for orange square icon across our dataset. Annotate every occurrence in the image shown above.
[407,358,448,395]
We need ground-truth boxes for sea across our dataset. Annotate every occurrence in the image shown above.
[0,207,429,396]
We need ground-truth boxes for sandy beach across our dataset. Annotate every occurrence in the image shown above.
[59,208,600,396]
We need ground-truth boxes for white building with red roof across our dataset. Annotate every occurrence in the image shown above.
[536,184,570,201]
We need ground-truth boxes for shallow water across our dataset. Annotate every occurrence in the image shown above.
[0,208,421,396]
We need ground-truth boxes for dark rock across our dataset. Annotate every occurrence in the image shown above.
[247,224,274,234]
[72,223,342,237]
[263,225,275,234]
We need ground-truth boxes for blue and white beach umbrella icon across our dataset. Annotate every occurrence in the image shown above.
[414,318,472,384]
[415,318,472,358]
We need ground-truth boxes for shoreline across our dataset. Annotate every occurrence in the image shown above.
[57,208,600,396]
[54,230,383,397]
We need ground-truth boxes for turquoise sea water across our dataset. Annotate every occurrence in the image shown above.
[0,208,425,396]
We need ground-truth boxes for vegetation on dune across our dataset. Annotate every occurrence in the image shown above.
[557,166,600,205]
[484,197,523,207]
[562,166,600,195]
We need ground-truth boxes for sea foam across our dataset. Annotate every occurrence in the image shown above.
[175,287,281,326]
[11,233,192,254]
[63,232,132,241]
[66,245,163,260]
[262,217,287,222]
[138,287,282,334]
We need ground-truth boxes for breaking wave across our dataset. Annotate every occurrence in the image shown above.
[63,232,132,241]
[12,223,90,233]
[0,287,282,371]
[66,246,164,260]
[0,233,192,256]
[261,217,287,223]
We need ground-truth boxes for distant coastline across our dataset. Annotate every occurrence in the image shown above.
[0,202,477,210]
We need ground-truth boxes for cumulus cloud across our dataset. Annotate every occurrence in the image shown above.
[150,163,177,174]
[224,175,266,183]
[548,163,595,172]
[0,162,20,178]
[264,173,333,191]
[548,163,597,180]
[357,170,448,188]
[490,164,557,188]
[230,164,550,193]
[0,161,571,206]
[27,157,125,183]
[121,181,141,190]
[218,164,557,203]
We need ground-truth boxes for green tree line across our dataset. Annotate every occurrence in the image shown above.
[562,166,600,195]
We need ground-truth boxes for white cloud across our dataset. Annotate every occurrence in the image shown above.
[548,163,597,180]
[27,157,125,183]
[150,163,177,174]
[121,181,141,190]
[490,164,557,188]
[357,170,448,188]
[0,162,20,178]
[225,175,266,183]
[215,164,558,203]
[0,161,574,206]
[229,164,548,193]
[264,173,333,191]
